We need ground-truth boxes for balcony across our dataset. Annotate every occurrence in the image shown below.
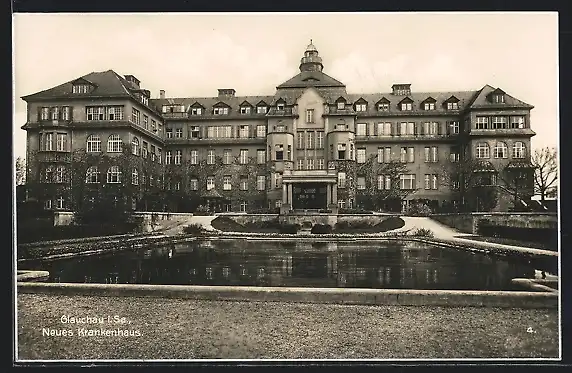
[37,151,72,163]
[354,134,458,143]
[469,128,536,137]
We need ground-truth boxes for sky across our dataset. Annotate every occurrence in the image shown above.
[12,12,559,159]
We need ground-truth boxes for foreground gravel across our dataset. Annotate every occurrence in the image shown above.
[17,294,559,360]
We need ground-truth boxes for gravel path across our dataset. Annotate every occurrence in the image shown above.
[17,294,559,360]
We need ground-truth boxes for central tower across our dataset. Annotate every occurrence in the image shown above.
[299,40,324,72]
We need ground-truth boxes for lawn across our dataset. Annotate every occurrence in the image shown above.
[17,294,559,360]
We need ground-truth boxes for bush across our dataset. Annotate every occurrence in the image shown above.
[375,217,405,232]
[406,202,433,216]
[248,208,280,214]
[279,223,300,234]
[211,217,247,232]
[412,228,435,237]
[182,223,208,235]
[311,224,333,234]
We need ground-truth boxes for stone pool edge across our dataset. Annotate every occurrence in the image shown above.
[17,282,557,309]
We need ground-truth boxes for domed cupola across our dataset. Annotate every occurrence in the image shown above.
[299,39,324,72]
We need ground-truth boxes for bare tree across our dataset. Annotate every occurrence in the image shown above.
[532,147,558,202]
[15,156,26,185]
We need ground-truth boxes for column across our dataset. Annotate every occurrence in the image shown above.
[288,184,293,207]
[282,183,287,204]
[332,183,338,204]
[326,183,332,206]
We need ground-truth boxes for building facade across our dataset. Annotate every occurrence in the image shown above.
[21,42,536,214]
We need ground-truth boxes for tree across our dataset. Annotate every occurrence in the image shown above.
[532,147,558,202]
[15,156,26,185]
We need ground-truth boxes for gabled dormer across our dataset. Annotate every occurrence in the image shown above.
[71,77,96,94]
[239,100,253,114]
[335,96,347,110]
[421,96,437,111]
[188,102,205,116]
[376,97,390,111]
[256,100,268,114]
[488,88,506,104]
[212,101,231,115]
[444,95,460,110]
[275,98,286,111]
[398,96,414,111]
[354,97,368,112]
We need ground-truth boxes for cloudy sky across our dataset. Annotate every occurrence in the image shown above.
[13,12,558,159]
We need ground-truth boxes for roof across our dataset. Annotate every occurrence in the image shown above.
[468,84,533,109]
[276,71,346,89]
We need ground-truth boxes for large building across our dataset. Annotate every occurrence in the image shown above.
[21,42,536,214]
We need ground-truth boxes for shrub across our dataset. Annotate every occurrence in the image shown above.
[406,202,433,217]
[182,223,208,235]
[279,223,300,234]
[375,217,405,232]
[248,208,280,214]
[412,228,435,237]
[211,216,247,232]
[311,224,333,234]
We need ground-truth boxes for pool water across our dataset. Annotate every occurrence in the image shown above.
[25,239,542,291]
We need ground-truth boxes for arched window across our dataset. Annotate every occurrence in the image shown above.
[132,168,139,185]
[131,137,139,155]
[513,141,526,159]
[493,142,508,158]
[107,134,123,153]
[107,166,121,183]
[86,135,101,152]
[475,143,490,159]
[85,166,100,183]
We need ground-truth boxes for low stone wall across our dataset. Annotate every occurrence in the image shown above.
[431,212,558,234]
[224,214,395,227]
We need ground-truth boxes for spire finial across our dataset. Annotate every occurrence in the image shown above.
[310,38,312,44]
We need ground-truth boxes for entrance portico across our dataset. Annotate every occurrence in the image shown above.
[280,170,338,214]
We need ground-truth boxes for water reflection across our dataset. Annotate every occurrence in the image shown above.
[32,239,539,291]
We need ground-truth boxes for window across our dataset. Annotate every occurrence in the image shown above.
[338,172,346,188]
[85,166,100,183]
[61,106,70,120]
[377,122,391,136]
[513,142,526,159]
[407,147,414,163]
[56,196,65,209]
[223,176,232,190]
[40,107,50,120]
[191,107,202,115]
[449,121,460,134]
[132,168,139,185]
[150,145,156,162]
[317,131,324,148]
[166,128,173,138]
[511,116,525,129]
[56,133,67,151]
[337,101,345,110]
[240,177,248,191]
[400,174,416,190]
[378,102,390,111]
[207,149,215,165]
[277,103,285,111]
[257,175,266,191]
[44,165,54,183]
[42,133,53,151]
[274,173,283,188]
[357,148,366,163]
[355,103,367,112]
[336,121,347,131]
[449,147,460,162]
[72,84,90,94]
[337,143,347,159]
[207,126,232,138]
[107,134,122,153]
[297,159,304,170]
[190,126,200,138]
[157,149,162,164]
[131,137,139,155]
[297,132,304,149]
[173,150,183,165]
[275,124,285,132]
[476,117,489,130]
[240,201,248,212]
[424,174,431,190]
[44,199,52,210]
[275,200,282,208]
[424,147,438,162]
[447,102,459,110]
[206,176,215,190]
[165,150,172,164]
[338,200,346,209]
[492,94,505,103]
[307,159,315,170]
[223,149,232,165]
[51,107,59,120]
[275,145,283,161]
[475,143,490,158]
[494,142,508,158]
[240,106,251,114]
[424,174,438,190]
[257,150,265,164]
[240,149,248,164]
[175,128,183,138]
[356,123,367,136]
[400,147,407,163]
[306,132,314,149]
[492,116,507,129]
[141,142,148,158]
[107,166,121,183]
[213,107,229,115]
[423,122,438,135]
[257,106,267,114]
[256,125,266,138]
[142,115,148,130]
[401,102,412,111]
[432,175,438,190]
[423,102,435,110]
[239,125,249,138]
[108,106,124,121]
[86,107,104,121]
[357,176,366,190]
[55,166,65,183]
[400,122,415,135]
[131,108,140,124]
[378,175,391,190]
[190,150,197,165]
[306,109,314,123]
[189,178,198,191]
[317,158,325,170]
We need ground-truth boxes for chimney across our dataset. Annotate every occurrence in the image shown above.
[218,88,236,98]
[391,84,411,96]
[159,90,165,99]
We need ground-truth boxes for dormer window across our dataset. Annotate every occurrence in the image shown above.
[378,103,389,111]
[447,102,459,110]
[257,106,267,114]
[140,96,149,106]
[240,106,251,114]
[213,107,229,115]
[337,102,345,110]
[277,103,285,111]
[355,103,367,112]
[423,102,435,110]
[492,94,505,103]
[401,102,412,111]
[191,107,202,115]
[72,85,90,94]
